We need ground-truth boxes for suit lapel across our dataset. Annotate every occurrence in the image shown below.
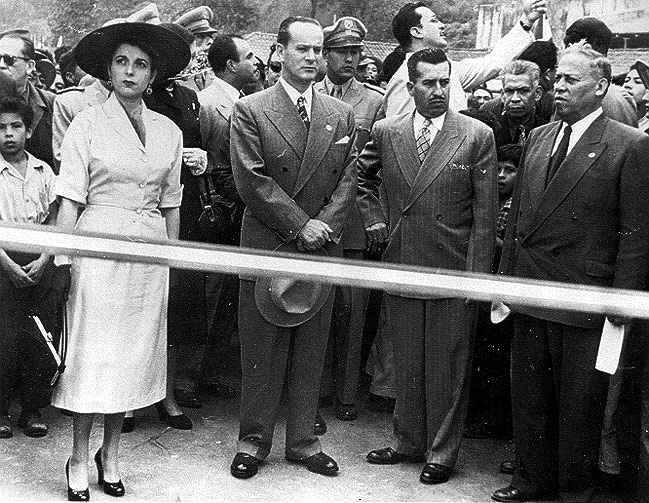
[405,112,464,211]
[211,80,235,122]
[293,91,337,196]
[263,84,307,161]
[524,122,560,212]
[389,113,419,187]
[104,94,146,153]
[28,83,45,130]
[524,115,609,239]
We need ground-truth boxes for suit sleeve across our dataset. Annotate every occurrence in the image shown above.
[455,22,534,91]
[230,99,310,242]
[466,127,498,273]
[314,106,358,242]
[613,134,649,291]
[357,120,388,228]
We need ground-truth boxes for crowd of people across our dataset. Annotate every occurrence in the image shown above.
[1,0,649,502]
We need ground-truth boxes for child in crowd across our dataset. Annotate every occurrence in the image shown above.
[0,98,58,438]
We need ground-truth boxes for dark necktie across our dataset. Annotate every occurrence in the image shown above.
[545,124,572,187]
[297,96,310,130]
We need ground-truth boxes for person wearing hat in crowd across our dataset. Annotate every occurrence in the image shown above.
[0,30,55,171]
[358,47,497,486]
[33,50,56,91]
[51,2,161,173]
[624,61,649,132]
[50,21,189,500]
[357,55,382,86]
[313,16,385,428]
[383,0,547,117]
[228,15,357,479]
[562,17,638,128]
[174,6,218,92]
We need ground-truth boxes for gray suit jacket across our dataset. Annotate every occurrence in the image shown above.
[358,110,498,298]
[230,83,357,269]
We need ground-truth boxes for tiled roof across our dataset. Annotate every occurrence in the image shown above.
[243,32,649,76]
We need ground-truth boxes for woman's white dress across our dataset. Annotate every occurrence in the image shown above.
[51,93,183,413]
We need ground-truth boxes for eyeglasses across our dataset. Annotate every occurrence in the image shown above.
[0,54,29,66]
[269,62,282,73]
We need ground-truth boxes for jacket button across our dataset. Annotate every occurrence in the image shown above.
[571,215,578,221]
[323,197,329,203]
[436,214,442,220]
[332,169,338,174]
[281,167,288,172]
[403,210,409,217]
[437,244,443,249]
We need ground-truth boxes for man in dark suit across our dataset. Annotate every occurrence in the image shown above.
[359,48,497,485]
[228,16,357,479]
[492,42,649,503]
[313,16,385,425]
[0,31,54,171]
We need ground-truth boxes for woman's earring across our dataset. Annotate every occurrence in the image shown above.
[145,85,153,95]
[106,79,113,89]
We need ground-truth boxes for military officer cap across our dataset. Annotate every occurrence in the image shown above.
[323,16,366,49]
[174,6,217,36]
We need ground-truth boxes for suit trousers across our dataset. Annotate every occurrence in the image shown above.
[321,249,371,404]
[387,294,477,467]
[237,279,333,460]
[511,314,609,502]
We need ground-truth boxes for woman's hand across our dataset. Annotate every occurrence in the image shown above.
[22,253,50,285]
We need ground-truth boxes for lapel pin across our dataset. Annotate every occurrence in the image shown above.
[325,124,332,131]
[588,152,596,158]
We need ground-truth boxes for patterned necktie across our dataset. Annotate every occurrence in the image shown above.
[416,118,432,163]
[545,124,572,187]
[297,96,310,130]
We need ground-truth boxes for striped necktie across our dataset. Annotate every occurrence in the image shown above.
[297,96,310,130]
[416,118,432,163]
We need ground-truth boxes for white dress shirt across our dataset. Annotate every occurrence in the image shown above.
[551,107,603,157]
[413,111,446,143]
[279,77,314,120]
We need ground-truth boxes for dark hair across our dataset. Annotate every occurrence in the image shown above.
[54,45,71,64]
[407,47,450,82]
[0,97,34,130]
[381,46,406,83]
[277,16,321,46]
[160,23,195,46]
[208,34,241,73]
[58,50,78,84]
[518,40,557,73]
[564,17,613,56]
[0,33,35,60]
[254,55,265,81]
[497,144,522,165]
[392,2,427,49]
[0,72,18,100]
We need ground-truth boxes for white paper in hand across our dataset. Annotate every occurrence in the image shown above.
[490,301,511,324]
[595,319,625,374]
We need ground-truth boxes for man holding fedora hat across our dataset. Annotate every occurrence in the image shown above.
[228,15,357,479]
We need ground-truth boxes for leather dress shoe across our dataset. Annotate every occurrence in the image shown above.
[420,463,452,484]
[230,453,261,479]
[154,402,192,430]
[491,485,556,502]
[335,401,358,421]
[286,452,339,476]
[174,389,203,409]
[17,410,48,438]
[0,416,12,439]
[499,460,515,475]
[366,447,426,465]
[314,411,327,435]
[95,449,125,497]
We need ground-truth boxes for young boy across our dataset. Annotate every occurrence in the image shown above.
[0,97,58,438]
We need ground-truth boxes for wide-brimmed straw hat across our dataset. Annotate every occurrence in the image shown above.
[74,22,190,82]
[254,242,332,328]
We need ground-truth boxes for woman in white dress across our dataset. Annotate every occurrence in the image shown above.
[51,22,190,501]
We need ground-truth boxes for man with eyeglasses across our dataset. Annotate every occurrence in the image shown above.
[0,30,55,172]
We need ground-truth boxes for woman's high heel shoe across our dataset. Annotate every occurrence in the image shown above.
[65,458,90,501]
[154,401,192,430]
[94,449,125,497]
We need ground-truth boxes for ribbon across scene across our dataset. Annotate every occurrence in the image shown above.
[2,222,649,320]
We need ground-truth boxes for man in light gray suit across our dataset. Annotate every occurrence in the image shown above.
[228,16,357,479]
[359,48,497,485]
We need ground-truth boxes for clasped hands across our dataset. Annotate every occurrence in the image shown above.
[296,219,333,252]
[182,147,207,176]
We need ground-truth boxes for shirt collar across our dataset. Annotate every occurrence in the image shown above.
[413,111,446,133]
[323,75,353,97]
[214,76,240,103]
[561,107,603,138]
[279,77,313,107]
[0,151,46,177]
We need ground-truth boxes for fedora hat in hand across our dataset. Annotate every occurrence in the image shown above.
[255,243,332,328]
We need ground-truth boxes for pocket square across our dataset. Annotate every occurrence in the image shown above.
[334,136,350,145]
